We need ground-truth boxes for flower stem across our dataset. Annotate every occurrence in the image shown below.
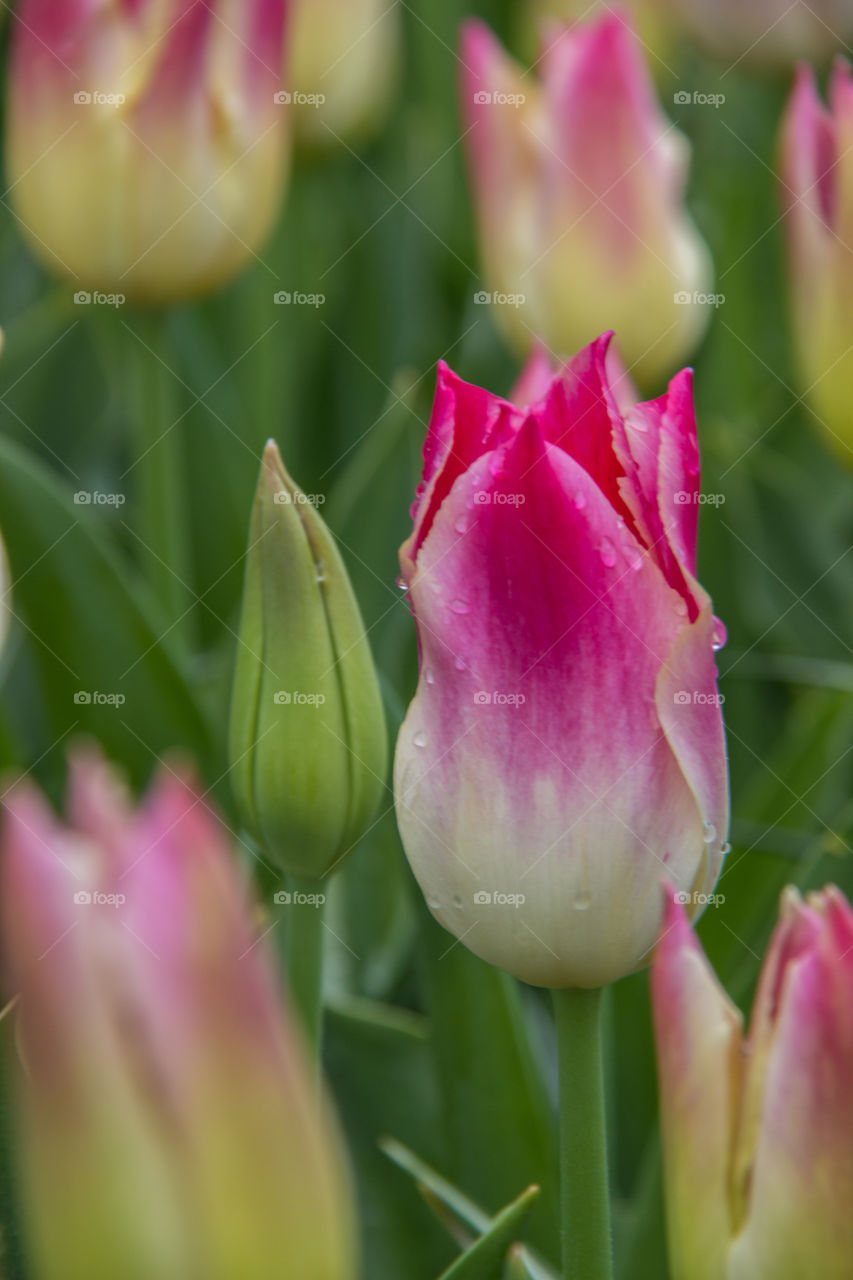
[125,311,191,638]
[553,987,613,1280]
[284,875,326,1060]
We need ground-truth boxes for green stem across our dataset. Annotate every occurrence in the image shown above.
[125,311,191,636]
[553,987,613,1280]
[283,874,326,1060]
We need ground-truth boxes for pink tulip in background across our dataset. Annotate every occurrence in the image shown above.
[653,885,853,1280]
[394,333,729,990]
[462,13,713,387]
[1,749,355,1280]
[7,0,291,301]
[780,59,853,463]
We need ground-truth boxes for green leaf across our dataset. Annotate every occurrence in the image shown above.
[0,435,216,788]
[437,1186,540,1280]
[416,903,560,1262]
[381,1139,558,1280]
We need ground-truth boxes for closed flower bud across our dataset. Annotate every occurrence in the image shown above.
[462,14,713,387]
[781,59,853,463]
[7,0,290,303]
[394,333,729,989]
[653,885,853,1279]
[289,0,400,145]
[230,441,387,880]
[1,748,356,1280]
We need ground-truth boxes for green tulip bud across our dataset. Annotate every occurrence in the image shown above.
[229,441,387,879]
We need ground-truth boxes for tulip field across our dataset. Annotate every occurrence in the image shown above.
[1,2,853,1279]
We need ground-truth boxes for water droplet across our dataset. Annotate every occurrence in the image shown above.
[573,889,593,911]
[450,599,471,615]
[598,537,618,568]
[452,894,463,908]
[629,412,648,434]
[712,617,728,651]
[720,841,732,856]
[396,575,407,592]
[424,668,435,685]
[427,898,441,910]
[674,598,689,617]
[573,491,587,511]
[428,578,441,594]
[413,731,428,748]
[454,656,467,671]
[316,562,326,583]
[454,516,470,535]
[703,821,717,844]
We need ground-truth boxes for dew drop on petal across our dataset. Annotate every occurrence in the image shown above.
[720,841,732,856]
[703,821,717,844]
[427,899,441,910]
[598,538,618,568]
[424,668,435,685]
[573,888,593,911]
[396,575,407,592]
[454,656,467,671]
[712,617,728,650]
[573,491,587,511]
[454,516,470,535]
[413,731,428,748]
[450,599,471,615]
[674,598,689,618]
[452,894,463,908]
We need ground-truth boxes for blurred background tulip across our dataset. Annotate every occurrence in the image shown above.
[462,13,713,389]
[6,0,291,303]
[675,0,853,69]
[525,0,674,72]
[1,748,357,1280]
[780,59,853,464]
[653,885,853,1279]
[394,334,729,989]
[289,0,400,146]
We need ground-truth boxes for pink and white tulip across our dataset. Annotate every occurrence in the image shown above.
[653,885,853,1280]
[1,749,356,1280]
[7,0,291,302]
[393,333,729,990]
[462,13,713,387]
[780,59,853,463]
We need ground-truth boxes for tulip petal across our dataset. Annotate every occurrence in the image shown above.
[651,892,742,1280]
[728,889,853,1280]
[396,412,710,988]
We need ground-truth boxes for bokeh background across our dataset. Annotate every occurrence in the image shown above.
[1,2,852,1276]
